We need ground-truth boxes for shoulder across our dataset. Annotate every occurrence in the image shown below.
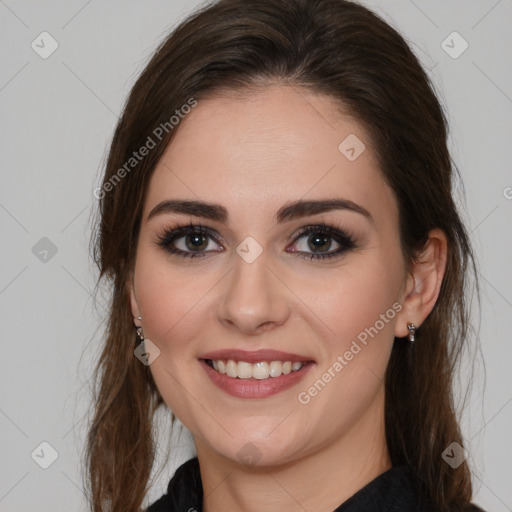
[334,464,487,512]
[147,457,202,512]
[391,466,488,512]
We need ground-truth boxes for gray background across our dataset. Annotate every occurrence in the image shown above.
[0,1,511,510]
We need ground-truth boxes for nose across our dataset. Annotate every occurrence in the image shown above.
[217,250,291,334]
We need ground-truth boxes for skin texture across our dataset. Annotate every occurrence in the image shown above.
[129,85,447,512]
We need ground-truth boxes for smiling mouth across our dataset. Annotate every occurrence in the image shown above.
[203,359,310,380]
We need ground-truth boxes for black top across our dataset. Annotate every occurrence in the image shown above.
[147,457,485,512]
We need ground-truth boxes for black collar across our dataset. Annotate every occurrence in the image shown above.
[147,457,484,512]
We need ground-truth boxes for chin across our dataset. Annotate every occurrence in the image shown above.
[197,418,314,469]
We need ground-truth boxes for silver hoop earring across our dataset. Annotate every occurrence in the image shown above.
[407,323,416,343]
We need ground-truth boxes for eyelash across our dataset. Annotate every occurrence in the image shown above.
[155,221,357,261]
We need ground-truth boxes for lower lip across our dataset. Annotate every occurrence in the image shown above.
[199,359,314,399]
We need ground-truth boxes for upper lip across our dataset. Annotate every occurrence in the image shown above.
[199,349,314,364]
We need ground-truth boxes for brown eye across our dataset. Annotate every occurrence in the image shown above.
[184,233,210,251]
[305,233,336,252]
[287,224,356,261]
[157,224,223,259]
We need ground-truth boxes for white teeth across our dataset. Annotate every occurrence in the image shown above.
[237,361,253,379]
[269,361,282,378]
[226,360,237,378]
[208,359,306,379]
[253,362,270,380]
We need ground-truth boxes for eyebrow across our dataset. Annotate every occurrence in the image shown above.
[146,198,372,224]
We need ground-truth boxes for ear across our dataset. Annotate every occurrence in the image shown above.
[127,270,142,328]
[395,228,448,338]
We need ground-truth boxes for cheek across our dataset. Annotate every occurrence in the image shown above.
[133,249,210,355]
[303,256,403,346]
[296,255,405,417]
[132,249,217,420]
[291,257,403,437]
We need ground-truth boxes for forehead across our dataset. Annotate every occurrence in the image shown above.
[143,85,397,225]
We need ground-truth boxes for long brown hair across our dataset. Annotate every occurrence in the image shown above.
[85,0,479,510]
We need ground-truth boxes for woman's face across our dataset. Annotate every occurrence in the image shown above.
[130,85,410,467]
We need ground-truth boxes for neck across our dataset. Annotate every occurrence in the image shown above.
[196,390,391,512]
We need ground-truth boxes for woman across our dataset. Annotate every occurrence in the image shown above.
[86,0,484,510]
